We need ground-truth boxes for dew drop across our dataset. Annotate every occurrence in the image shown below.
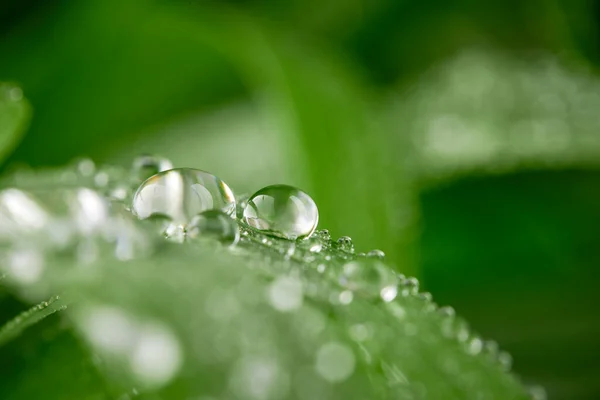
[497,351,513,371]
[466,337,483,355]
[187,209,239,246]
[527,385,547,400]
[315,229,331,245]
[242,184,318,240]
[132,155,174,183]
[131,168,236,231]
[336,236,354,253]
[268,276,304,312]
[315,342,355,383]
[338,290,354,305]
[399,277,419,296]
[366,249,385,260]
[340,259,398,301]
[437,306,456,318]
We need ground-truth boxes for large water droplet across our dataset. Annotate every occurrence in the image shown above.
[131,168,236,229]
[242,184,318,240]
[132,155,174,183]
[340,259,398,302]
[187,209,239,246]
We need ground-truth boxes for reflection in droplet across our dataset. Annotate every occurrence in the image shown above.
[132,155,174,183]
[243,185,318,240]
[187,209,239,246]
[132,168,236,229]
[315,342,356,383]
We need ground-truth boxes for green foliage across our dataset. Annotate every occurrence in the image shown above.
[0,83,30,164]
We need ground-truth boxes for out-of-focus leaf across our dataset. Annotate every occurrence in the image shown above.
[394,51,600,186]
[0,83,30,163]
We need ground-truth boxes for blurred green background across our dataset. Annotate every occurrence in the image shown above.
[1,0,600,398]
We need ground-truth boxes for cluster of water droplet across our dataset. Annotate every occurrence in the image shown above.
[0,155,532,398]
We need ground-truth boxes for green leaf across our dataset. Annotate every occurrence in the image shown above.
[0,295,66,348]
[0,83,30,163]
[0,166,530,399]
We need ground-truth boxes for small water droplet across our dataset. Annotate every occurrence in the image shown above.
[399,277,419,296]
[69,188,109,235]
[9,86,23,101]
[340,259,398,301]
[242,184,318,240]
[235,194,250,220]
[316,264,326,273]
[316,229,331,243]
[338,290,354,305]
[380,285,398,302]
[497,351,513,371]
[131,169,236,233]
[268,276,304,312]
[483,340,499,358]
[366,249,385,259]
[132,155,174,183]
[336,236,354,253]
[315,342,355,383]
[356,252,366,257]
[417,292,432,302]
[73,158,96,177]
[187,210,239,246]
[437,306,456,318]
[527,385,547,400]
[467,337,483,355]
[5,248,45,284]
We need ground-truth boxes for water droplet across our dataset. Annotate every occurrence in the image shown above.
[132,168,236,231]
[336,236,354,253]
[437,306,456,318]
[132,155,174,183]
[356,252,366,257]
[187,210,239,246]
[366,249,385,259]
[340,259,398,301]
[129,323,182,387]
[380,286,398,302]
[497,351,513,371]
[399,277,419,296]
[338,290,354,305]
[316,229,331,243]
[315,342,355,383]
[235,194,250,220]
[268,276,304,312]
[299,236,322,253]
[417,292,432,302]
[73,158,96,177]
[527,385,547,400]
[316,264,326,273]
[242,184,318,240]
[69,188,109,235]
[466,337,483,355]
[5,248,44,284]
